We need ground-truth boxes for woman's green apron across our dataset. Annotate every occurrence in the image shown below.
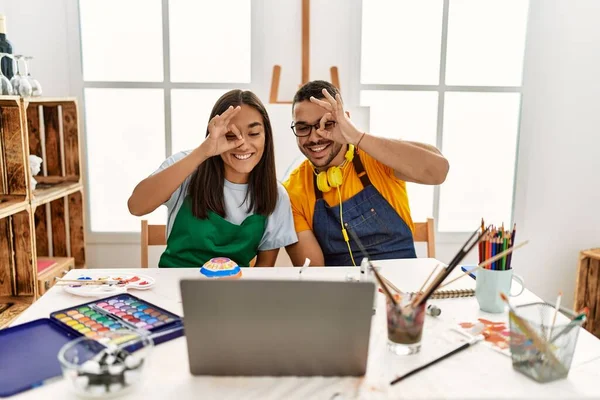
[159,197,266,268]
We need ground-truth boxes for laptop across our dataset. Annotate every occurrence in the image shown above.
[179,279,375,377]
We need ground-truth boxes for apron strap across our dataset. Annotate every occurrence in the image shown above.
[351,148,373,189]
[313,175,323,200]
[313,148,373,199]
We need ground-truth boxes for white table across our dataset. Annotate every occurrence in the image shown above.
[9,259,600,399]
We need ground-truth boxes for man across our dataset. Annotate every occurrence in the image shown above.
[283,80,449,266]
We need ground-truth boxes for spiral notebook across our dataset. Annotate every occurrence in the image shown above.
[408,288,475,299]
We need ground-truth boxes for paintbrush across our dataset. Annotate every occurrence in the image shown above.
[548,291,563,340]
[549,308,588,343]
[413,225,489,308]
[500,293,567,374]
[347,228,397,308]
[410,264,440,307]
[438,240,530,289]
[390,333,484,385]
[298,258,311,275]
[55,278,123,284]
[55,280,125,287]
[379,274,402,294]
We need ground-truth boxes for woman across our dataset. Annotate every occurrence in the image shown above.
[128,90,298,267]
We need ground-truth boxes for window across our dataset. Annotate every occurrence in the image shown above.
[359,0,529,233]
[77,0,251,233]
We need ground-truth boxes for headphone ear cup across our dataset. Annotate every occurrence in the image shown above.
[317,171,331,192]
[327,166,343,188]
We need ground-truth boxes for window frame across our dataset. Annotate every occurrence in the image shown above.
[66,0,258,244]
[356,0,526,243]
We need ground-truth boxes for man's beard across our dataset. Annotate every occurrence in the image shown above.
[302,140,343,170]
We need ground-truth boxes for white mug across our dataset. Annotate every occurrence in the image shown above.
[475,268,525,313]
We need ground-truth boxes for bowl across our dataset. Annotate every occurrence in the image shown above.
[57,330,153,398]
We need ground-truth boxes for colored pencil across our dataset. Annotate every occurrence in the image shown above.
[507,223,516,270]
[477,221,517,271]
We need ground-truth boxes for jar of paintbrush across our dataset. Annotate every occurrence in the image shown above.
[503,297,587,383]
[386,293,426,356]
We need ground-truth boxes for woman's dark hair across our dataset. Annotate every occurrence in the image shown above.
[188,90,278,219]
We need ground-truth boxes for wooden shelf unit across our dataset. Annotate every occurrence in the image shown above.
[32,181,83,207]
[26,98,86,269]
[0,96,87,328]
[37,256,75,297]
[575,248,600,339]
[0,195,28,219]
[0,296,34,329]
[0,96,29,217]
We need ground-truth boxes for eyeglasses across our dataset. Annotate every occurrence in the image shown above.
[290,121,336,137]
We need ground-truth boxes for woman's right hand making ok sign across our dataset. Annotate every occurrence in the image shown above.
[200,105,245,157]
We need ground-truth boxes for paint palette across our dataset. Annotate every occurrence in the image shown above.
[50,294,183,343]
[458,318,511,356]
[62,273,156,297]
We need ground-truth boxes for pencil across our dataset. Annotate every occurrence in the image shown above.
[487,235,492,269]
[480,218,485,264]
[491,236,497,270]
[502,232,508,270]
[507,223,516,270]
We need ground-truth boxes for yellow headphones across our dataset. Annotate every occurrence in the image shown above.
[313,144,357,266]
[315,145,355,193]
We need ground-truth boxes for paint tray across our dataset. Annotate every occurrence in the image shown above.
[0,318,79,397]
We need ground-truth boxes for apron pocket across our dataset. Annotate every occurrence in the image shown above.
[344,208,392,248]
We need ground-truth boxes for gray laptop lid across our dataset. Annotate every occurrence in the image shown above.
[179,279,375,377]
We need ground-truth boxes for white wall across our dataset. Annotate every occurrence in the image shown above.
[512,0,600,307]
[0,0,70,96]
[4,0,559,270]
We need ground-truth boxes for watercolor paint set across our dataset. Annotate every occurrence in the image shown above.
[49,293,182,342]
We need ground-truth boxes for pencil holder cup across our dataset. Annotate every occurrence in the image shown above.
[58,330,153,398]
[509,302,581,383]
[476,269,524,313]
[386,293,426,356]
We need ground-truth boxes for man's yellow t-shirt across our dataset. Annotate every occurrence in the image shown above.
[283,150,415,234]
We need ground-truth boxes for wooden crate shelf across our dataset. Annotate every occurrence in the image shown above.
[0,195,28,219]
[34,190,86,268]
[575,248,600,339]
[0,296,34,329]
[0,97,30,202]
[32,181,83,208]
[0,97,86,328]
[26,98,82,183]
[0,208,36,298]
[37,257,75,297]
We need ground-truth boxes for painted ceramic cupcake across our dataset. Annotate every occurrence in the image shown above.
[200,257,242,279]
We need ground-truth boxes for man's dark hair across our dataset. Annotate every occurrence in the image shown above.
[292,80,341,110]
